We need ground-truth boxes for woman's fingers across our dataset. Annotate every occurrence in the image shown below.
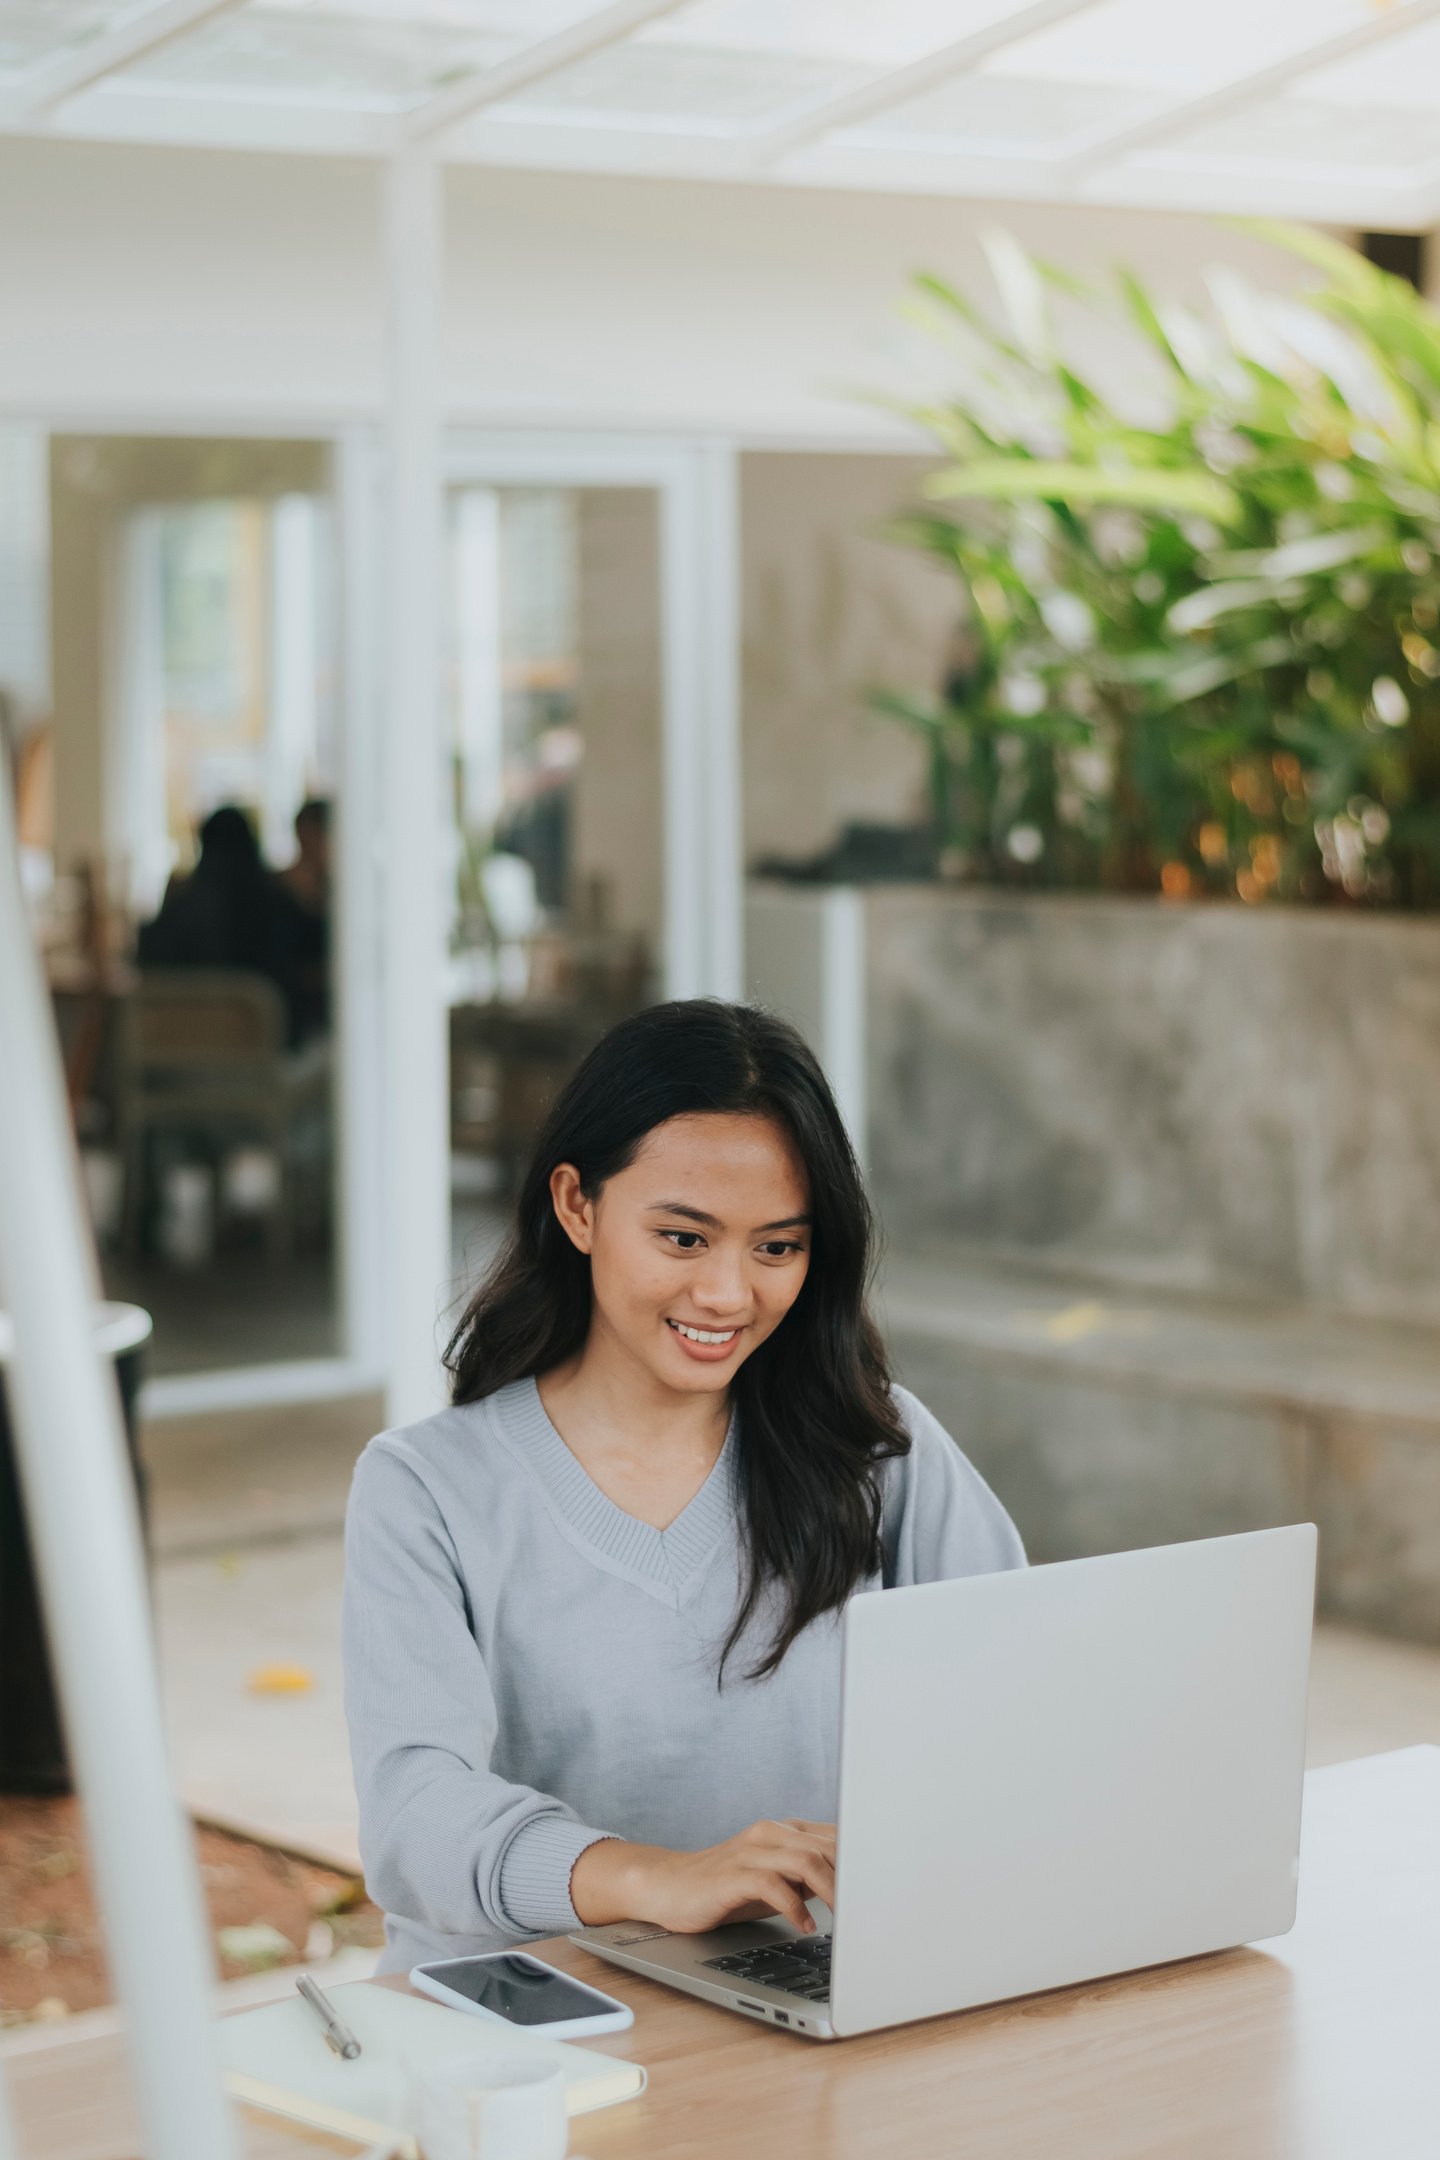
[749,1834,835,1912]
[768,1829,836,1884]
[747,1869,814,1933]
[759,1820,835,1862]
[791,1847,836,1908]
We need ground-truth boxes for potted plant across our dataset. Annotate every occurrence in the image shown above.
[877,225,1440,909]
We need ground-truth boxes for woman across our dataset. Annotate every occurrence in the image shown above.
[343,1000,1023,1976]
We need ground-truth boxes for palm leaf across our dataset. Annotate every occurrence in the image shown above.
[924,460,1240,521]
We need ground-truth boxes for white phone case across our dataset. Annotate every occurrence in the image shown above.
[409,1953,635,2040]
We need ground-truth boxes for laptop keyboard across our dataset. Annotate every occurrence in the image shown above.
[701,1934,832,2003]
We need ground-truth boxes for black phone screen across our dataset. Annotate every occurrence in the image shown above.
[420,1954,613,2026]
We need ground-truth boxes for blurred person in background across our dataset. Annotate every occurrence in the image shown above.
[137,805,277,976]
[275,796,331,1042]
[279,796,330,918]
[138,803,317,1045]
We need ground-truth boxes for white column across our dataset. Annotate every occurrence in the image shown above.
[0,762,237,2157]
[381,149,452,1427]
[262,492,321,863]
[744,882,866,1166]
[334,429,387,1378]
[661,441,743,1001]
[697,440,743,1001]
[454,486,505,837]
[103,506,173,917]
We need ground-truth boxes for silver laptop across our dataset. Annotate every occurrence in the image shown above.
[575,1524,1316,2039]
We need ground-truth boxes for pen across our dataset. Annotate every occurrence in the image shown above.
[296,1971,362,2060]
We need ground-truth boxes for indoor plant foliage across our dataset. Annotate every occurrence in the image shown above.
[881,225,1440,906]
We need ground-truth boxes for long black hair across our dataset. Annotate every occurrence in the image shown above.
[444,998,909,1678]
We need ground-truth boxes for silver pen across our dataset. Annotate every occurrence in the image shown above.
[296,1971,362,2060]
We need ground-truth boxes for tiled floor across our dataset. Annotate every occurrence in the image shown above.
[145,1392,384,1560]
[157,1530,359,1871]
[148,1394,1440,1875]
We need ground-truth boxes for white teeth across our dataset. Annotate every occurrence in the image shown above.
[671,1322,738,1345]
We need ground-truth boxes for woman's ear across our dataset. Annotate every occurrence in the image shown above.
[549,1163,595,1255]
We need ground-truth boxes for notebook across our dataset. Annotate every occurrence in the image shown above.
[218,1981,646,2152]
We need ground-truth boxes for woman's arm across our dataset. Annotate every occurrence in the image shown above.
[343,1440,613,1940]
[884,1387,1027,1586]
[344,1438,838,1941]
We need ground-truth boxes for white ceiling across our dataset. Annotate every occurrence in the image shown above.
[2,0,1438,229]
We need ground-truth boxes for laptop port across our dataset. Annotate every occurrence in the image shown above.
[774,2011,789,2024]
[738,2000,765,2015]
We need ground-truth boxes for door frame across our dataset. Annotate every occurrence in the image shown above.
[443,431,742,1002]
[1,412,386,1419]
[10,414,742,1417]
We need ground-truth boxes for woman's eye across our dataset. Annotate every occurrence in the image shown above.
[663,1230,705,1250]
[759,1240,804,1259]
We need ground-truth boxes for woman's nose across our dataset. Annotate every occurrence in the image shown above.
[691,1252,749,1315]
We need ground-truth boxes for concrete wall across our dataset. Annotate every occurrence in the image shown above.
[740,451,953,866]
[0,138,1322,438]
[865,888,1440,1327]
[891,1319,1440,1646]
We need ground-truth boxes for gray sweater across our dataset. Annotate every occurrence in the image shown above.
[342,1376,1024,1974]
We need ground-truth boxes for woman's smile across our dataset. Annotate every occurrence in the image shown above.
[666,1316,744,1361]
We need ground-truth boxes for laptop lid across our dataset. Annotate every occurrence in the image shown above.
[829,1524,1316,2037]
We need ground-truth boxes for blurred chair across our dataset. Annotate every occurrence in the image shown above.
[118,970,330,1263]
[448,926,652,1190]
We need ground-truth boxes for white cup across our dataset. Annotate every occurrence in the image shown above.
[414,2052,568,2160]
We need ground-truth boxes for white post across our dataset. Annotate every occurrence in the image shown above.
[697,441,743,1002]
[381,148,452,1427]
[334,430,387,1380]
[819,885,867,1169]
[104,506,173,918]
[263,492,321,863]
[453,487,505,836]
[0,765,237,2156]
[661,442,743,1002]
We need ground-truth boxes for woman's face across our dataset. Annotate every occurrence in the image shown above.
[551,1111,812,1396]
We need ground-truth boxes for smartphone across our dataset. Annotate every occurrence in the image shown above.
[410,1951,635,2039]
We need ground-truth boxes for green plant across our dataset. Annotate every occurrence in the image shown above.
[880,225,1440,906]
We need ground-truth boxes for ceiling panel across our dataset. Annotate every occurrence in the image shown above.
[841,72,1159,156]
[91,0,607,112]
[489,41,869,133]
[984,0,1378,94]
[644,0,1021,69]
[0,0,153,83]
[1153,93,1440,176]
[1288,12,1440,108]
[3,0,1436,226]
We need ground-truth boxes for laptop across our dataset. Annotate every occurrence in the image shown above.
[574,1524,1316,2039]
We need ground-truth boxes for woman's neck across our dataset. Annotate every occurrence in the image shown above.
[536,1323,731,1532]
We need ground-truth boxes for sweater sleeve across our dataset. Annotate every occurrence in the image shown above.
[881,1386,1027,1586]
[342,1437,615,1941]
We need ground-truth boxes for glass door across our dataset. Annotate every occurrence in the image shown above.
[444,482,665,1276]
[34,435,342,1381]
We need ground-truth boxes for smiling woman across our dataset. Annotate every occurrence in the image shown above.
[342,1000,1024,1975]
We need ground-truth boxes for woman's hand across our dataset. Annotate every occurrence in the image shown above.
[572,1819,835,1936]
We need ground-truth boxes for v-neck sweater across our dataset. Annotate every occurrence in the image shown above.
[343,1376,1025,1975]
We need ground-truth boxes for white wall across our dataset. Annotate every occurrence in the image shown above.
[741,451,951,866]
[0,137,1326,440]
[0,143,382,425]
